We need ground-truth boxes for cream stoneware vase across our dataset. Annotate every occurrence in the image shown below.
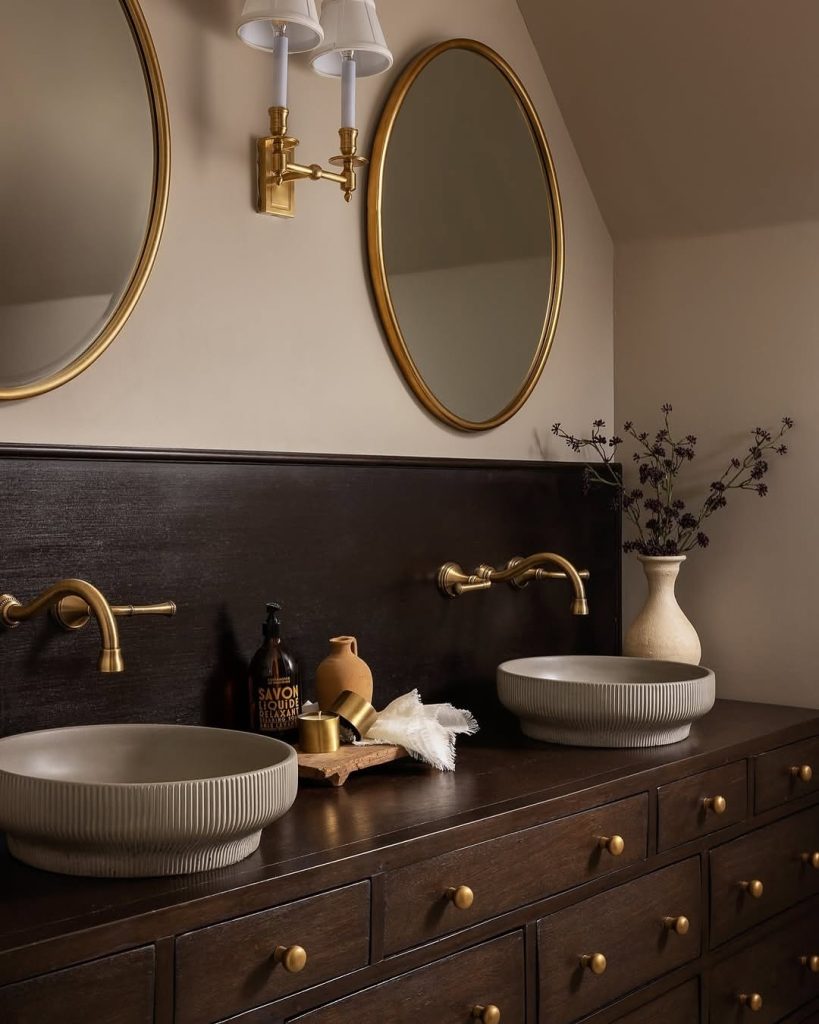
[315,636,374,712]
[623,555,702,664]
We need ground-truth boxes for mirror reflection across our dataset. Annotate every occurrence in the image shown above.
[0,0,156,392]
[371,42,563,430]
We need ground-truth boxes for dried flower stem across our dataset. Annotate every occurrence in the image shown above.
[552,408,793,556]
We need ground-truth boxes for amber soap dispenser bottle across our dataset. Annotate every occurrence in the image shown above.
[248,602,301,742]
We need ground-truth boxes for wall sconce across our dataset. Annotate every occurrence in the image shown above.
[238,0,393,218]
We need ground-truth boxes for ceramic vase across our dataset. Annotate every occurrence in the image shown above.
[623,555,702,664]
[315,636,374,712]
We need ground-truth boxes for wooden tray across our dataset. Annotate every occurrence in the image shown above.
[296,743,409,787]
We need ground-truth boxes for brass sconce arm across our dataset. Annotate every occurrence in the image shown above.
[438,553,590,615]
[0,579,176,674]
[259,108,367,214]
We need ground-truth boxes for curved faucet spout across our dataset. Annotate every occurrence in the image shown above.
[489,553,589,615]
[0,579,123,672]
[437,551,589,614]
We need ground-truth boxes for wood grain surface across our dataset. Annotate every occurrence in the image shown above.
[0,446,620,738]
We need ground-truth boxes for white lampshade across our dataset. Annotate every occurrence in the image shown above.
[237,0,323,53]
[311,0,393,78]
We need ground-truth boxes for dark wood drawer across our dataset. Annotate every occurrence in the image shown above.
[290,932,525,1024]
[709,904,819,1023]
[756,736,819,813]
[176,882,370,1024]
[382,793,648,954]
[710,805,819,947]
[657,760,747,850]
[0,947,154,1024]
[538,857,701,1024]
[612,978,700,1024]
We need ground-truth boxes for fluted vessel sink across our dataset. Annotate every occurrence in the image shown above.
[497,655,715,748]
[0,724,297,878]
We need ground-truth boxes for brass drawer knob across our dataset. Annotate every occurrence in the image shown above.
[799,955,819,973]
[801,851,819,869]
[739,879,764,898]
[789,764,813,783]
[663,915,690,935]
[597,834,625,856]
[446,885,474,910]
[580,953,607,975]
[703,795,727,815]
[273,944,308,973]
[739,993,763,1012]
[471,1005,501,1024]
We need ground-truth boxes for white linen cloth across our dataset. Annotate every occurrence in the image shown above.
[355,689,478,771]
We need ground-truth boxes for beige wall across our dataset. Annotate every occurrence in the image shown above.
[616,222,818,708]
[0,0,612,457]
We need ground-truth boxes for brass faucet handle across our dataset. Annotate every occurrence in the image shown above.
[0,594,23,628]
[53,595,176,631]
[437,563,492,598]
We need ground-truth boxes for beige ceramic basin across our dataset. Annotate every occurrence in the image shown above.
[0,724,297,878]
[498,655,715,748]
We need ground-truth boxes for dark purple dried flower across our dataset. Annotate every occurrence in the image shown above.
[783,416,794,428]
[697,532,710,548]
[623,420,633,431]
[757,483,768,496]
[661,403,673,414]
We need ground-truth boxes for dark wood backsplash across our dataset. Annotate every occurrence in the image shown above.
[0,446,620,737]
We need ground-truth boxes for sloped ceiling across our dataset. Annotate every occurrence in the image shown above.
[517,0,819,239]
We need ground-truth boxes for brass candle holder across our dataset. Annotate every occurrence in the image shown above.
[257,106,368,217]
[298,711,341,753]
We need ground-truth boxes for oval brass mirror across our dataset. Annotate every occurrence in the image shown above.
[0,0,170,400]
[368,39,564,431]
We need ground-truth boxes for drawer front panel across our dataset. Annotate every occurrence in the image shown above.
[538,857,701,1024]
[658,760,747,851]
[710,805,819,947]
[176,882,370,1024]
[756,736,819,813]
[612,978,700,1024]
[0,947,154,1024]
[709,905,819,1023]
[383,794,648,954]
[290,932,525,1024]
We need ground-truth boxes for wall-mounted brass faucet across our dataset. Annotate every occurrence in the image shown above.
[0,578,176,673]
[438,553,590,615]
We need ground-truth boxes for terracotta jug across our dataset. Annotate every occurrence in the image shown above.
[315,636,374,712]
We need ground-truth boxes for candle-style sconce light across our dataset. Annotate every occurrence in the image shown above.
[238,0,393,217]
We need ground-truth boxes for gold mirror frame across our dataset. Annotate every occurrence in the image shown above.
[367,39,565,432]
[0,0,170,401]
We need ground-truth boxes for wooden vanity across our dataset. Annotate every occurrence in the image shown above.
[1,698,818,1023]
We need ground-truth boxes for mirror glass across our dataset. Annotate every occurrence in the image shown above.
[0,0,162,395]
[370,42,563,430]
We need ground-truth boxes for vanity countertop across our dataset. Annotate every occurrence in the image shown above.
[1,697,818,986]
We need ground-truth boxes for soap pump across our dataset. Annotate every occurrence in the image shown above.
[248,602,301,742]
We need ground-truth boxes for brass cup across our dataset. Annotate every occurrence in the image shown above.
[328,690,378,740]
